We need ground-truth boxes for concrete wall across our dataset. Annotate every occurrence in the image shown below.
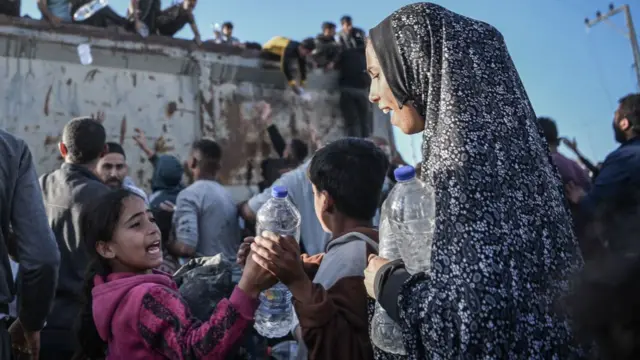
[0,17,392,200]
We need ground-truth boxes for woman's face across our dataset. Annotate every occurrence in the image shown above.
[97,195,163,273]
[366,41,425,134]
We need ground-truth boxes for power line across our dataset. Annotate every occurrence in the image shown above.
[586,34,615,108]
[585,3,640,90]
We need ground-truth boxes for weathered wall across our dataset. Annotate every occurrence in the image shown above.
[0,17,392,200]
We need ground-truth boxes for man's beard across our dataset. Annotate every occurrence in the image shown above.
[105,177,122,188]
[613,122,627,143]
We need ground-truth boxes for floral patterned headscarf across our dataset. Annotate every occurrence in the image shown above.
[369,3,586,358]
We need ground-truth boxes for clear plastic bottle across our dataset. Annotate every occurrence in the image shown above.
[253,186,301,338]
[136,22,149,38]
[73,0,108,21]
[77,44,93,66]
[391,166,436,275]
[371,211,406,355]
[270,340,299,360]
[371,165,436,354]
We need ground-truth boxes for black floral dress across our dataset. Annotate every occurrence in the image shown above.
[368,3,587,359]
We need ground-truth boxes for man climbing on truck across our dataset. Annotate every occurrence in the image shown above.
[262,36,316,96]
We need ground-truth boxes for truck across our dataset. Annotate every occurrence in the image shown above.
[0,16,394,201]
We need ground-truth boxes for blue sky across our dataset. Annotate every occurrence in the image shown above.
[22,0,639,165]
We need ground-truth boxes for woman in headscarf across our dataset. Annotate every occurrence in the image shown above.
[364,3,586,358]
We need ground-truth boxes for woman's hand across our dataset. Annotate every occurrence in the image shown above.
[366,254,391,274]
[364,255,390,299]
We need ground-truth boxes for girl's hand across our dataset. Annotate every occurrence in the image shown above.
[239,250,278,298]
[236,237,254,267]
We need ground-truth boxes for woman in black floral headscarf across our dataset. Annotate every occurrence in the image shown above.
[364,2,587,359]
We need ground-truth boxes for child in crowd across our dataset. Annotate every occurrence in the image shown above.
[73,189,276,359]
[247,138,390,359]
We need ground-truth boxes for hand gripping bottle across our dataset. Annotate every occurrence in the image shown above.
[371,165,436,354]
[253,186,301,338]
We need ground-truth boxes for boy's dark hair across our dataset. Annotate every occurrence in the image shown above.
[300,38,316,51]
[192,138,222,173]
[322,21,336,31]
[340,15,352,25]
[105,142,126,158]
[62,117,106,164]
[308,137,389,221]
[618,93,640,132]
[537,117,559,147]
[290,139,309,162]
[222,21,233,30]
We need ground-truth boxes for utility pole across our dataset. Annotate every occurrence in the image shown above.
[585,3,640,89]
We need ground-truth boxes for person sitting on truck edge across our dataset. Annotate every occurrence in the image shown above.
[38,0,129,28]
[154,0,202,46]
[215,22,241,46]
[0,0,20,18]
[262,36,316,95]
[248,138,390,360]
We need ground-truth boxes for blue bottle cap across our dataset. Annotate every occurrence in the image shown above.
[272,186,288,198]
[394,165,416,182]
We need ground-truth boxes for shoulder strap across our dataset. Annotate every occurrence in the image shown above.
[340,232,379,257]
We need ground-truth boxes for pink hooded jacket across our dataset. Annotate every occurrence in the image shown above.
[92,271,258,359]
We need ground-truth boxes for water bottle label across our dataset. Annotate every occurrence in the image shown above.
[257,288,291,315]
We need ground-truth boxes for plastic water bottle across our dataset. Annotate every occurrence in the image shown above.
[253,186,301,338]
[270,341,298,360]
[390,166,436,275]
[136,22,149,38]
[73,0,108,21]
[371,165,436,354]
[77,44,93,65]
[370,213,406,355]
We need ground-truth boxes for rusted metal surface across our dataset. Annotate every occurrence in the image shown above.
[0,17,392,198]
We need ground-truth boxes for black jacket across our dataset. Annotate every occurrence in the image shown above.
[39,163,110,343]
[338,28,366,50]
[0,130,60,331]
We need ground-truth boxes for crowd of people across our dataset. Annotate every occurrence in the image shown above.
[1,0,374,141]
[2,1,640,360]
